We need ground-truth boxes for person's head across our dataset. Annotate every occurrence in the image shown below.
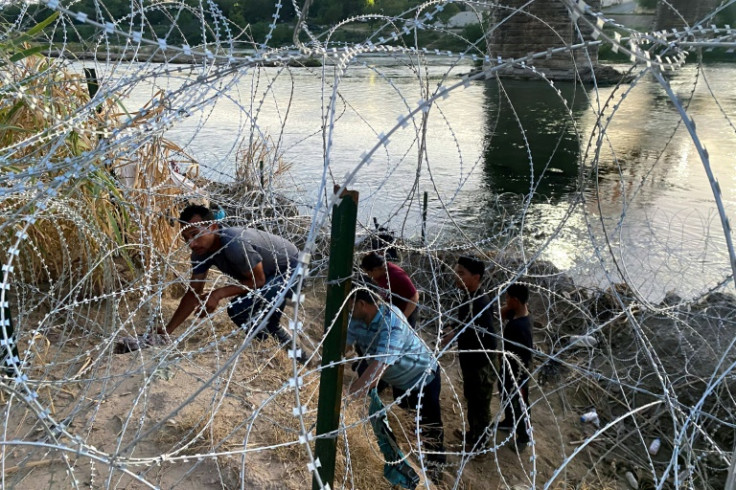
[454,256,485,292]
[179,204,218,256]
[505,283,529,310]
[360,252,386,281]
[350,286,380,323]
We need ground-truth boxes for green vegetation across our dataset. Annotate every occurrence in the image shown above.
[635,0,657,10]
[597,26,633,62]
[715,3,736,25]
[0,0,487,50]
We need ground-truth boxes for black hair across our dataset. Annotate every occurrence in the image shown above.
[360,252,384,271]
[457,255,485,279]
[353,286,378,305]
[506,283,529,304]
[179,204,214,224]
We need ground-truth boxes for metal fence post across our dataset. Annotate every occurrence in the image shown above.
[312,187,359,490]
[422,190,428,245]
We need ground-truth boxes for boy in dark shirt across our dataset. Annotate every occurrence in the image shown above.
[441,256,496,448]
[498,283,533,450]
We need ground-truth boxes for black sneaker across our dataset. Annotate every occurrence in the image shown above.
[427,462,445,485]
[296,352,309,365]
[509,438,529,453]
[429,467,443,485]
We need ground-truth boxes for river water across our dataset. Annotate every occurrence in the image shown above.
[113,56,736,301]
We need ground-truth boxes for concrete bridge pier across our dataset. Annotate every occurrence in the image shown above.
[488,0,606,82]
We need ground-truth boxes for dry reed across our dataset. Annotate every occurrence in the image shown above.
[0,49,200,295]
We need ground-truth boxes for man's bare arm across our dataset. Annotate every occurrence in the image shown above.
[160,273,207,335]
[440,327,457,348]
[198,262,269,316]
[206,262,266,303]
[349,360,386,396]
[501,304,515,321]
[403,290,419,319]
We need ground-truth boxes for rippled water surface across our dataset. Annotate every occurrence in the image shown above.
[114,58,736,300]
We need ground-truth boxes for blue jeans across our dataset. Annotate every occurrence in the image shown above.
[227,265,295,344]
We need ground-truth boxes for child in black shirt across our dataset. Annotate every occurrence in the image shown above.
[498,283,533,450]
[441,256,497,448]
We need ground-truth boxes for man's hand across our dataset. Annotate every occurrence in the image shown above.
[348,381,366,398]
[197,290,221,317]
[349,360,384,397]
[439,330,455,348]
[115,332,171,354]
[501,304,515,321]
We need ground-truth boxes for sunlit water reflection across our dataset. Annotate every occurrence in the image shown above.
[108,57,736,300]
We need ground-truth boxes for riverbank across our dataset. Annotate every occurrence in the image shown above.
[42,46,324,66]
[6,239,734,488]
[398,244,736,488]
[3,44,735,487]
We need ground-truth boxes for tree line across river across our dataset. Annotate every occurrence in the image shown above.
[0,0,482,50]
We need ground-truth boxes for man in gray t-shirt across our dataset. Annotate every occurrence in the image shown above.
[191,227,298,280]
[158,205,302,357]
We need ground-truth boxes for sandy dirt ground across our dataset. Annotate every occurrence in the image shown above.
[1,279,618,490]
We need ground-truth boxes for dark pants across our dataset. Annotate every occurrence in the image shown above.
[459,354,494,443]
[227,269,294,346]
[499,369,530,443]
[394,369,446,465]
[407,308,418,329]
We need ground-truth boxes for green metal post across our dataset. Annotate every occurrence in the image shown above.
[84,68,102,115]
[84,67,99,99]
[422,191,428,246]
[312,187,359,490]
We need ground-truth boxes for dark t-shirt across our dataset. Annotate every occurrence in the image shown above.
[501,315,533,378]
[456,289,496,362]
[375,262,417,313]
[192,227,298,280]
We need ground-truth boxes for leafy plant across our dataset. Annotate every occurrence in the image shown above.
[636,0,657,10]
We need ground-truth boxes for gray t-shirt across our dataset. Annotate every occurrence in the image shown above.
[191,227,298,280]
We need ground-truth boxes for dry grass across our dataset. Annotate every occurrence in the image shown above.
[147,289,395,490]
[235,134,291,190]
[335,400,410,489]
[551,481,620,490]
[1,50,292,299]
[107,90,201,258]
[0,50,200,295]
[157,409,236,456]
